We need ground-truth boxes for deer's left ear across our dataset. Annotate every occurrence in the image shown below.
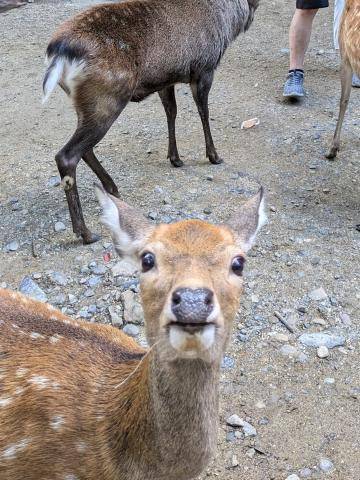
[95,184,154,257]
[227,187,267,252]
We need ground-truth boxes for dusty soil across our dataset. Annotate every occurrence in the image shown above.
[0,1,359,479]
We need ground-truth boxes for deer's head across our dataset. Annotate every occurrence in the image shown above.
[96,186,266,364]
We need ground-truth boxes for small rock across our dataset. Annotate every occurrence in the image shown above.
[5,241,19,252]
[221,356,235,369]
[87,275,102,288]
[312,317,327,326]
[270,333,289,343]
[246,448,255,459]
[108,305,123,327]
[122,324,139,337]
[91,264,107,276]
[148,211,158,220]
[319,458,334,473]
[49,271,68,286]
[231,454,239,467]
[317,345,329,358]
[121,290,144,325]
[54,221,66,233]
[286,475,300,480]
[339,312,351,326]
[299,332,345,349]
[19,277,47,302]
[299,467,312,478]
[308,287,328,301]
[52,293,66,306]
[324,377,335,385]
[255,401,266,409]
[242,421,257,437]
[68,294,77,304]
[33,273,42,280]
[112,260,137,277]
[47,176,61,187]
[226,431,236,443]
[226,414,245,428]
[203,208,212,215]
[84,289,95,298]
[280,344,299,357]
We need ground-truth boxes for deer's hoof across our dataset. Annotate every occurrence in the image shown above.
[325,148,338,160]
[170,157,184,168]
[208,155,223,165]
[82,231,101,245]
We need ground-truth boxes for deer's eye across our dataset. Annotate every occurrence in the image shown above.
[141,252,156,272]
[231,256,245,276]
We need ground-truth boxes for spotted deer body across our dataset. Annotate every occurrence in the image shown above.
[42,0,260,244]
[0,188,265,480]
[326,0,360,159]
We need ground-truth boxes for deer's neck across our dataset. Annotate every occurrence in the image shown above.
[106,352,220,480]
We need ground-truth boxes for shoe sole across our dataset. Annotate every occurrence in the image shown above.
[283,92,304,98]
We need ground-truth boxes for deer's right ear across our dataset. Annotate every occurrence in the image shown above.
[95,185,153,256]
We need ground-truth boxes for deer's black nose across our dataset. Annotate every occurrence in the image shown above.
[171,288,214,324]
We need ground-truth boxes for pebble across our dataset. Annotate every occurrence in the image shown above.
[319,458,334,473]
[49,271,68,286]
[299,332,345,349]
[108,305,123,327]
[112,260,137,277]
[5,240,19,252]
[87,275,102,288]
[47,176,61,187]
[231,454,239,467]
[339,312,351,326]
[270,333,289,343]
[54,221,66,233]
[299,467,312,478]
[324,377,335,385]
[19,276,47,302]
[226,414,245,427]
[91,264,107,275]
[68,294,77,304]
[203,208,212,215]
[84,289,95,298]
[308,287,328,301]
[286,475,300,480]
[122,324,139,337]
[221,356,235,369]
[242,421,257,437]
[148,211,158,220]
[121,290,144,325]
[317,345,329,358]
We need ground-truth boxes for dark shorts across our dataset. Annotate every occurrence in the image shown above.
[296,0,328,8]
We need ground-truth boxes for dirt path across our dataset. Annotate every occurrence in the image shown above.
[0,1,359,479]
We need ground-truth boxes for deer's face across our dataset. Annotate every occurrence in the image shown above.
[96,186,266,363]
[139,221,245,362]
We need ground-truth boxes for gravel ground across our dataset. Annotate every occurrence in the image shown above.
[0,1,359,479]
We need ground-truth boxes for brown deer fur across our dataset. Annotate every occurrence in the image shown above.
[43,0,260,244]
[326,0,360,159]
[0,187,265,480]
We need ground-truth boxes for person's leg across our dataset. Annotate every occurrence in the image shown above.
[289,8,318,70]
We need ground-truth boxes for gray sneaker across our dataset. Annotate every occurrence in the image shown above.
[352,74,360,88]
[283,71,305,99]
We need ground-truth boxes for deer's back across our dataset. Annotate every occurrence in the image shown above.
[0,288,145,480]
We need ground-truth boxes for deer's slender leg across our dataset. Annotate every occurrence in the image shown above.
[326,60,352,160]
[158,86,183,167]
[56,96,128,244]
[190,71,222,165]
[82,149,120,197]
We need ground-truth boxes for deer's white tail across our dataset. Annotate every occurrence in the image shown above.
[42,55,86,104]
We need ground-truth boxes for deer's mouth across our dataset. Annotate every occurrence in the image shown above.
[167,322,217,354]
[167,321,216,334]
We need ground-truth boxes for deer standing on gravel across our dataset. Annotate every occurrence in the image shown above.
[326,0,360,159]
[42,0,260,244]
[0,187,265,480]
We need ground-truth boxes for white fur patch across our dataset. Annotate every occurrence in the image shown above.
[242,194,267,252]
[1,438,30,460]
[43,56,86,104]
[95,186,133,254]
[0,397,12,408]
[50,415,65,431]
[169,324,216,356]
